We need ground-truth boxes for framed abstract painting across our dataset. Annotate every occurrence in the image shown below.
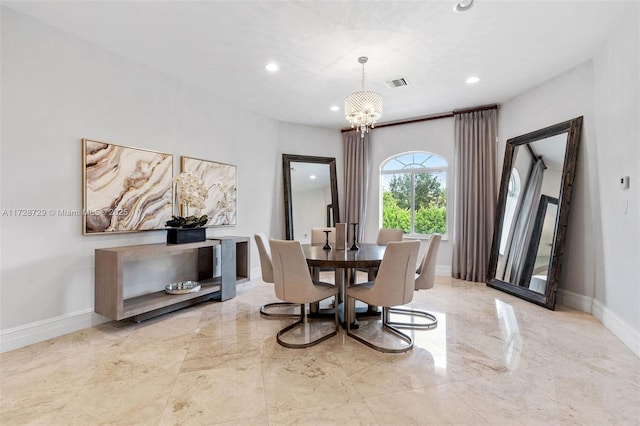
[181,156,237,226]
[82,138,173,234]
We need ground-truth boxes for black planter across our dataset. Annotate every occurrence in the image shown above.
[166,227,206,244]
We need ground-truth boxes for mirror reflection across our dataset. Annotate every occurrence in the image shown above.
[496,133,566,292]
[290,162,333,243]
[282,154,339,241]
[487,117,582,310]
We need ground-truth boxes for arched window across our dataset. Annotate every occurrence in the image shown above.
[380,151,448,236]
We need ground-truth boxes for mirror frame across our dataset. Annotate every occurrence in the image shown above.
[487,116,583,309]
[282,154,340,240]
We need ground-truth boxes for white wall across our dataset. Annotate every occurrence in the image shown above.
[498,2,639,355]
[365,118,455,271]
[0,8,341,351]
[591,4,639,352]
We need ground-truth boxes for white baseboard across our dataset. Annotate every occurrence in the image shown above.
[591,298,640,358]
[0,309,110,353]
[436,265,452,277]
[250,266,262,280]
[556,288,593,312]
[557,289,639,358]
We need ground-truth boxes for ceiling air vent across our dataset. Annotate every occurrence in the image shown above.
[386,78,409,88]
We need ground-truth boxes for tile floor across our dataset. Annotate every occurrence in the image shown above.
[1,276,638,425]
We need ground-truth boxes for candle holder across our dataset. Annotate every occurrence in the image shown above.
[350,223,359,251]
[323,230,332,250]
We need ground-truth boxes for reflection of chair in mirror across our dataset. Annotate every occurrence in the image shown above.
[269,239,339,348]
[388,234,442,329]
[254,233,299,318]
[346,240,420,353]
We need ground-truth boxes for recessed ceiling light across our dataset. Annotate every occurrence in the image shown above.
[466,76,480,84]
[265,62,279,72]
[309,175,316,180]
[330,105,340,112]
[453,0,474,13]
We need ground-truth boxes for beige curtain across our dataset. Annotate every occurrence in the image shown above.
[343,130,370,242]
[452,109,498,282]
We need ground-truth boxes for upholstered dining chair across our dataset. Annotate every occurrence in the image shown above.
[311,227,336,244]
[356,227,404,306]
[254,233,299,318]
[346,240,420,353]
[311,227,337,279]
[376,228,404,245]
[388,234,442,329]
[269,239,339,348]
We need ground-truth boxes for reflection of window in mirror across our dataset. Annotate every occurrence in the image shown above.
[499,169,521,255]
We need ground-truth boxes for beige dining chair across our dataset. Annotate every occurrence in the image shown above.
[345,240,420,353]
[269,239,340,348]
[311,227,336,244]
[254,233,299,318]
[388,234,442,329]
[376,228,404,245]
[356,227,404,306]
[311,227,337,279]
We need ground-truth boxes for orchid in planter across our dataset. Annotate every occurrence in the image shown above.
[165,172,209,228]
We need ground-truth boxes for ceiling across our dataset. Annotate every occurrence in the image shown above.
[3,1,631,130]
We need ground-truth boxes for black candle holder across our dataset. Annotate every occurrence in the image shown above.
[350,223,359,251]
[323,230,332,250]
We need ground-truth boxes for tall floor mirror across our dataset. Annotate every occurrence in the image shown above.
[487,117,583,309]
[282,154,340,241]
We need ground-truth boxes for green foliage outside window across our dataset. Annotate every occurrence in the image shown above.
[382,173,447,234]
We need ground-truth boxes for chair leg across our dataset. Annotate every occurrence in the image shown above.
[346,300,414,353]
[386,307,438,329]
[260,302,300,318]
[276,300,338,349]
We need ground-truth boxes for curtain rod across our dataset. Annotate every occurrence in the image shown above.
[340,104,498,133]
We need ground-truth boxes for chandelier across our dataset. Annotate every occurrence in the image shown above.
[345,56,382,137]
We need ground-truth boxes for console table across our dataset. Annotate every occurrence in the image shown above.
[95,240,222,322]
[95,237,250,322]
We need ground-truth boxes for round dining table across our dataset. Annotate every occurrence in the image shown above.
[302,243,386,326]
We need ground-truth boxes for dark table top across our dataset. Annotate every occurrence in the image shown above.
[302,243,386,268]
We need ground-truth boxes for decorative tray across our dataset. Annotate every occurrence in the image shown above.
[165,281,201,295]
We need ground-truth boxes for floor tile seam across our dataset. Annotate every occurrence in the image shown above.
[444,365,608,413]
[155,361,194,426]
[360,385,491,426]
[258,350,273,425]
[264,394,371,419]
[265,399,382,426]
[46,380,108,426]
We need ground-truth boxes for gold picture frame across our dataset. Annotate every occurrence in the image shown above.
[82,138,173,234]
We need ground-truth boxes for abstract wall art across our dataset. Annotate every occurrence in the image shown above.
[181,156,237,226]
[82,138,173,234]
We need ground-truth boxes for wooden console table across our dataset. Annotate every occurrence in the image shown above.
[95,236,251,322]
[95,240,222,322]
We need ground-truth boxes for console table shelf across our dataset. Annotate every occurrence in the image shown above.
[95,240,220,321]
[122,279,221,319]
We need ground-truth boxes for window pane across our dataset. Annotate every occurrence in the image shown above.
[382,152,448,172]
[413,172,447,234]
[381,152,448,236]
[381,173,411,233]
